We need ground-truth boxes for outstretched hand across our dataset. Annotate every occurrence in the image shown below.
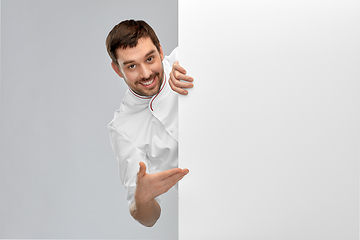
[134,162,189,204]
[169,61,194,95]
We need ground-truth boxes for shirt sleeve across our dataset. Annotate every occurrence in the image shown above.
[164,47,178,67]
[108,125,161,207]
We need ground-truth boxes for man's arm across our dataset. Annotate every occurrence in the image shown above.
[130,162,189,227]
[108,126,187,226]
[131,59,191,226]
[169,61,194,95]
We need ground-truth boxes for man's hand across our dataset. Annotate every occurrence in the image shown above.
[169,61,194,95]
[130,162,189,227]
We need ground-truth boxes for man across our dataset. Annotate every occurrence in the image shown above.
[106,20,193,227]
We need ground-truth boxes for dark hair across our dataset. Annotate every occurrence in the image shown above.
[106,19,160,65]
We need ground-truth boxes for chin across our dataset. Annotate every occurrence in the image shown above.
[145,86,161,96]
[143,80,163,96]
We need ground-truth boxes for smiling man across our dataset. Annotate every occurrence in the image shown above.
[112,37,164,97]
[106,20,191,227]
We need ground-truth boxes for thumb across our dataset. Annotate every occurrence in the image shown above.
[137,162,147,179]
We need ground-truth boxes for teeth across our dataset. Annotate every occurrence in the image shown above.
[141,79,154,86]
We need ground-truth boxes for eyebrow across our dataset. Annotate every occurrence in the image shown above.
[122,50,156,65]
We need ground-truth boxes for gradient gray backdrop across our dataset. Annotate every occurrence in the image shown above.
[0,0,178,238]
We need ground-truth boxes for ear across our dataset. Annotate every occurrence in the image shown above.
[111,62,124,78]
[159,44,164,61]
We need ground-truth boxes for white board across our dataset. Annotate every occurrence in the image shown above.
[178,1,359,239]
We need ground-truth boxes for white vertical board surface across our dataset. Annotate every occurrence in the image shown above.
[178,1,359,239]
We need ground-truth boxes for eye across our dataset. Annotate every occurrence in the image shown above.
[128,64,136,69]
[147,57,154,62]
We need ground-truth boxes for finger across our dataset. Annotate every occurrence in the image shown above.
[173,61,187,75]
[162,169,189,189]
[170,72,194,87]
[173,70,194,83]
[173,79,194,89]
[171,62,193,83]
[155,173,188,196]
[137,162,147,179]
[162,168,189,182]
[153,167,182,180]
[150,169,189,197]
[169,77,189,95]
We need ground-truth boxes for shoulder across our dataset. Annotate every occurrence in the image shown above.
[163,47,178,67]
[108,91,134,131]
[162,47,178,77]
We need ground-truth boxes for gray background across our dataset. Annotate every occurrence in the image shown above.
[0,0,178,239]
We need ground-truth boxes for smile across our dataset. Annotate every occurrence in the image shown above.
[140,77,156,87]
[141,79,154,85]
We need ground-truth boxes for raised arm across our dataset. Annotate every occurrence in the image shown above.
[169,61,194,95]
[108,126,189,227]
[130,162,189,227]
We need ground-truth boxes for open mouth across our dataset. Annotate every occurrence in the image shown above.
[140,76,156,88]
[141,78,154,86]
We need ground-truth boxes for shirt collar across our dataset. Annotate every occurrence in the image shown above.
[126,75,167,105]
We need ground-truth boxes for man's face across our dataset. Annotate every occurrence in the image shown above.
[112,37,164,97]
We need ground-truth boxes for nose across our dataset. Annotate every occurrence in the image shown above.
[139,64,152,79]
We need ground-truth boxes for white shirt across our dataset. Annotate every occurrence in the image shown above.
[108,48,178,206]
